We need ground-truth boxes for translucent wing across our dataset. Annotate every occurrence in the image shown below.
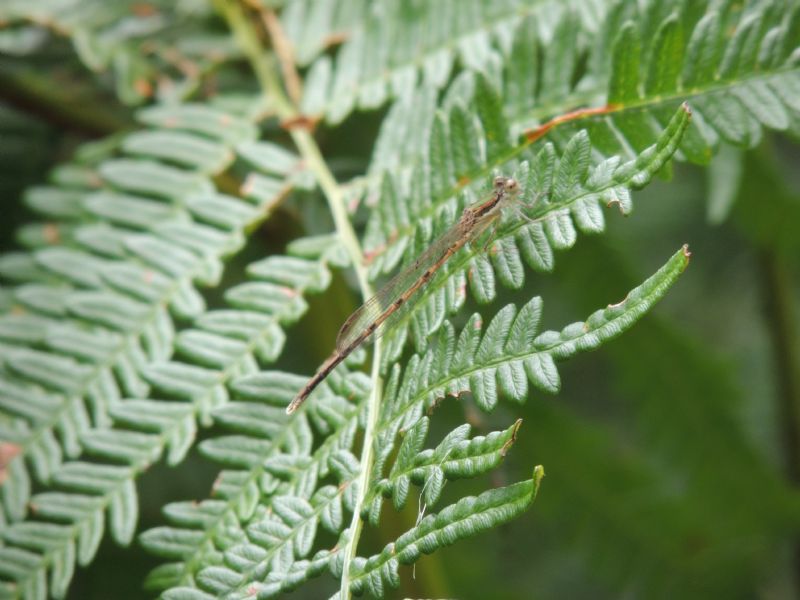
[335,223,465,351]
[288,176,519,414]
[336,207,501,352]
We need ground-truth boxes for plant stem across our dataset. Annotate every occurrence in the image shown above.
[761,250,800,483]
[339,336,383,597]
[251,2,304,104]
[215,2,378,597]
[759,247,800,592]
[214,0,371,299]
[0,69,133,137]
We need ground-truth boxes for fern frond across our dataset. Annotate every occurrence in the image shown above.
[300,0,607,124]
[350,466,544,598]
[0,93,338,597]
[363,418,522,521]
[0,235,344,599]
[504,1,800,162]
[4,1,789,598]
[281,0,371,66]
[0,0,242,104]
[364,245,690,517]
[358,1,799,200]
[377,418,520,509]
[0,102,262,523]
[362,95,690,366]
[140,244,688,599]
[150,389,526,598]
[141,368,367,595]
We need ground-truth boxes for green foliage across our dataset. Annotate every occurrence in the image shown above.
[0,0,799,599]
[299,0,607,123]
[361,98,690,367]
[0,0,242,105]
[349,466,544,598]
[0,95,339,598]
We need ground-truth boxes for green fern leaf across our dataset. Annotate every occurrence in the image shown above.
[362,101,689,367]
[281,0,371,66]
[350,466,545,598]
[608,22,642,104]
[1,2,242,106]
[0,86,335,597]
[371,245,690,475]
[303,0,608,124]
[370,418,522,517]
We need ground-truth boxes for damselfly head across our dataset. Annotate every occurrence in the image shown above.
[503,178,519,193]
[493,175,519,195]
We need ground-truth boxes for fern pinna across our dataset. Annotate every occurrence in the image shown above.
[0,0,798,599]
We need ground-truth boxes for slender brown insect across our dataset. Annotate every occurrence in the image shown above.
[286,175,521,414]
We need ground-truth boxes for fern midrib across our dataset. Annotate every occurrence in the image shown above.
[519,63,800,124]
[607,63,800,117]
[222,472,357,596]
[4,299,167,475]
[363,439,506,509]
[215,0,371,298]
[171,412,359,586]
[377,259,685,438]
[214,4,378,596]
[5,212,306,585]
[348,477,537,588]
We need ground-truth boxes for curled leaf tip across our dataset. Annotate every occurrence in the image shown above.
[501,419,524,456]
[681,244,692,270]
[533,465,546,490]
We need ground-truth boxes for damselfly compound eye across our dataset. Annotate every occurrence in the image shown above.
[505,178,519,192]
[493,175,505,189]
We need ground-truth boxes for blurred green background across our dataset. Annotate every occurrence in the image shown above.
[3,4,800,599]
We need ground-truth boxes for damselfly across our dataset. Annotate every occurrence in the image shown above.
[286,175,522,414]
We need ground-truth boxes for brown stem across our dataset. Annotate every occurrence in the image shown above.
[523,103,621,143]
[243,0,304,105]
